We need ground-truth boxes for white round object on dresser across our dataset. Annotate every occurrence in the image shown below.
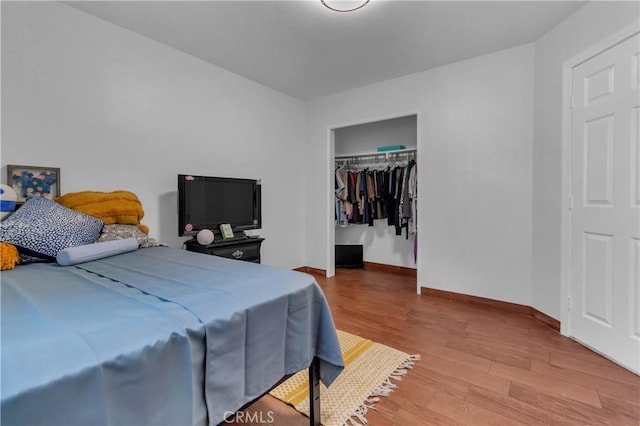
[196,229,214,245]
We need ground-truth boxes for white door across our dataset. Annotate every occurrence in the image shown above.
[570,32,640,373]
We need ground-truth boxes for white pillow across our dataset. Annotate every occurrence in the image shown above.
[56,237,138,266]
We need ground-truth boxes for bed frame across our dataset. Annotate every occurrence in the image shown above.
[244,357,320,426]
[309,357,321,426]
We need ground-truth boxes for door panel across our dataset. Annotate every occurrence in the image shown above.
[584,114,614,205]
[584,65,615,105]
[582,232,613,326]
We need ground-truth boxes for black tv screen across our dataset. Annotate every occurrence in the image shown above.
[178,174,261,236]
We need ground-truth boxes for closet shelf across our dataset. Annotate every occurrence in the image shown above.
[335,147,416,160]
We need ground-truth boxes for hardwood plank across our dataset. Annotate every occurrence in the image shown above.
[509,382,635,426]
[446,334,533,370]
[599,392,640,424]
[464,385,576,426]
[422,353,511,395]
[394,400,462,426]
[530,358,640,405]
[465,320,539,350]
[409,365,471,397]
[420,339,494,372]
[544,336,620,369]
[427,388,526,425]
[549,350,640,386]
[490,361,602,407]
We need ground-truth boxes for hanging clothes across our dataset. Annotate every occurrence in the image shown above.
[335,168,347,226]
[407,162,417,236]
[394,166,404,236]
[400,160,416,239]
[334,153,417,258]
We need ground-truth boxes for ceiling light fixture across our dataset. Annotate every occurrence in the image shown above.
[321,0,370,13]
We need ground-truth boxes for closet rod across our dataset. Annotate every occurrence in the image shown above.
[334,147,416,161]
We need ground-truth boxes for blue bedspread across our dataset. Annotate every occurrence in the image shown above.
[1,247,343,425]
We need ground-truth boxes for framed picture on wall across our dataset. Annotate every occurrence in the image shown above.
[7,165,61,203]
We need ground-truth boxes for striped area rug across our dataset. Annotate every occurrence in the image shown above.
[269,330,420,426]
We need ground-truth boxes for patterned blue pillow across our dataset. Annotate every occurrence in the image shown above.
[0,197,104,259]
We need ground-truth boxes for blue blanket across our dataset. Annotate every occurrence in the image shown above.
[1,247,343,425]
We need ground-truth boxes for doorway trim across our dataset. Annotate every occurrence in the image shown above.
[325,110,421,294]
[560,21,640,337]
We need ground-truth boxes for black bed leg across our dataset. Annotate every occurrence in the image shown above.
[308,357,320,426]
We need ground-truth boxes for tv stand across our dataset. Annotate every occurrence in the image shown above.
[185,236,265,263]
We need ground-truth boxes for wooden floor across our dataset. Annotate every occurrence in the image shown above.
[236,268,640,425]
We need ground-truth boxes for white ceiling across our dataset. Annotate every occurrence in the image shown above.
[65,0,587,100]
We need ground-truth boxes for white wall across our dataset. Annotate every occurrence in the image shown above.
[532,1,640,319]
[0,1,307,269]
[306,44,535,306]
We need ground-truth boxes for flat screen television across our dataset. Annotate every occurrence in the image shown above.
[178,174,261,237]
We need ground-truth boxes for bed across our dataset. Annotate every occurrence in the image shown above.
[1,246,344,425]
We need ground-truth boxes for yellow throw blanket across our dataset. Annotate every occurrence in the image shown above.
[56,190,149,233]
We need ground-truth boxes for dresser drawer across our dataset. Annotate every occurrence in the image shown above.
[211,244,259,261]
[185,237,264,264]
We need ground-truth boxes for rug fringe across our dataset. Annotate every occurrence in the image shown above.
[389,354,421,380]
[343,354,420,426]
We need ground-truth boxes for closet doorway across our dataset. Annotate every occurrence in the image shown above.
[327,113,419,293]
